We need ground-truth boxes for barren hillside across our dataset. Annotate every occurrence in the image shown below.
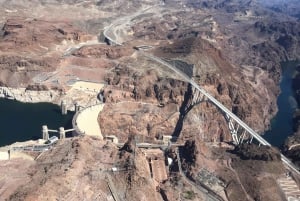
[1,0,300,201]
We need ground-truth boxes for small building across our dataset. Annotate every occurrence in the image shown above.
[104,135,119,144]
[162,135,172,144]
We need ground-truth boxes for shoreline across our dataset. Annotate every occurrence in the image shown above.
[263,61,300,147]
[0,83,105,156]
[0,81,104,110]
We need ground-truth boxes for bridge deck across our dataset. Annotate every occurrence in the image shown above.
[140,52,300,175]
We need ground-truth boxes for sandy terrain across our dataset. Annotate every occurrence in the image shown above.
[70,81,104,93]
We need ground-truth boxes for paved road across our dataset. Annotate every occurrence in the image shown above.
[103,5,156,46]
[63,39,102,56]
[12,143,55,152]
[140,51,300,175]
[102,5,300,197]
[103,24,122,46]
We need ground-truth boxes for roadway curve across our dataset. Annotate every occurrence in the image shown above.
[102,4,300,197]
[103,5,156,46]
[103,24,122,46]
[103,8,228,201]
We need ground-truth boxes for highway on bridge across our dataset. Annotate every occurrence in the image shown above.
[102,7,300,200]
[140,52,300,175]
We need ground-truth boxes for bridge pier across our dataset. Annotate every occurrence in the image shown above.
[42,125,75,141]
[225,114,249,145]
[228,117,239,144]
[238,130,247,144]
[249,136,254,144]
[42,125,49,140]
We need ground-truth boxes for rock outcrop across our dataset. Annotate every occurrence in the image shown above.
[72,45,134,59]
[232,144,281,161]
[0,87,60,103]
[0,18,90,52]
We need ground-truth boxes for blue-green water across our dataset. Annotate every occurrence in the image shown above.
[0,99,74,147]
[264,62,299,147]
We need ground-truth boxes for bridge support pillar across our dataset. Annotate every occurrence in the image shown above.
[42,125,49,140]
[225,115,248,145]
[249,136,254,144]
[59,127,66,139]
[61,100,67,115]
[228,118,239,144]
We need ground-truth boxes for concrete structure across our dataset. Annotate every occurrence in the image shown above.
[59,127,65,139]
[72,104,104,139]
[145,149,168,184]
[47,136,58,144]
[61,100,67,115]
[42,125,58,140]
[162,135,172,145]
[140,51,300,175]
[105,135,119,144]
[42,125,48,140]
[74,102,80,113]
[151,159,168,183]
[42,125,50,140]
[42,125,74,140]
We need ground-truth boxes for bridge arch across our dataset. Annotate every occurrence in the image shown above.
[138,51,300,174]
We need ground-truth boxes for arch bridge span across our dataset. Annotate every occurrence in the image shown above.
[139,51,300,175]
[102,14,300,175]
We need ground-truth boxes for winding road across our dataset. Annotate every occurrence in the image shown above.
[139,52,300,175]
[102,5,300,200]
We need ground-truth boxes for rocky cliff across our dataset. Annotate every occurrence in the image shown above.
[1,0,300,200]
[283,64,300,166]
[0,87,60,103]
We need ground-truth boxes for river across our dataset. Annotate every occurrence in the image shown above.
[264,61,299,147]
[0,62,297,148]
[0,99,74,147]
